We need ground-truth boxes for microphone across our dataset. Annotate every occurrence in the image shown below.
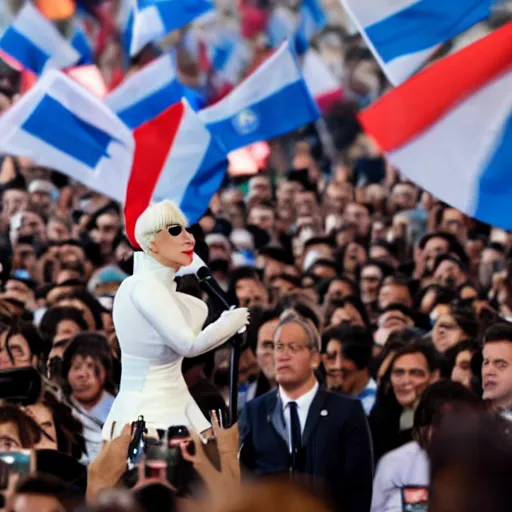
[196,266,230,310]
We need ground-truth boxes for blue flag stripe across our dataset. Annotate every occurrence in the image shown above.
[366,0,493,63]
[180,142,228,223]
[205,80,320,152]
[22,95,114,169]
[0,28,49,75]
[474,112,512,228]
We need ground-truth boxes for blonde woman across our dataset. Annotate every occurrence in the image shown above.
[103,200,250,440]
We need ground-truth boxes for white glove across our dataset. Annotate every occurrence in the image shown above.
[218,307,250,334]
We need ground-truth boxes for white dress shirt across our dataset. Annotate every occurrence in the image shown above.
[279,381,319,451]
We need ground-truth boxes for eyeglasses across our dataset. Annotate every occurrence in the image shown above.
[167,225,193,237]
[275,342,313,354]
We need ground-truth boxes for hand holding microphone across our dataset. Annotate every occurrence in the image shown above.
[220,306,250,334]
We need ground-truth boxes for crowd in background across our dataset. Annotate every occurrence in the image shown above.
[0,1,512,511]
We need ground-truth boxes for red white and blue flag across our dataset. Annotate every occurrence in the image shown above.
[361,22,512,230]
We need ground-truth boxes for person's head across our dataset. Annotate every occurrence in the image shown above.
[324,296,368,328]
[134,200,195,270]
[389,343,440,408]
[248,175,272,203]
[269,274,301,302]
[323,276,357,304]
[378,303,415,332]
[247,203,275,233]
[0,319,44,370]
[229,267,268,308]
[482,322,512,409]
[0,405,40,451]
[62,332,114,409]
[54,290,104,331]
[2,187,28,220]
[12,475,74,512]
[47,217,71,243]
[274,310,321,393]
[308,259,337,280]
[343,202,371,238]
[39,307,88,345]
[479,243,506,290]
[324,182,353,214]
[413,380,482,450]
[17,208,47,243]
[419,233,453,274]
[321,325,373,394]
[359,260,392,304]
[378,276,413,310]
[450,339,481,389]
[255,310,279,384]
[369,240,398,268]
[336,241,367,277]
[389,181,418,213]
[432,305,478,353]
[255,246,290,283]
[89,205,122,257]
[437,207,466,240]
[433,254,467,288]
[28,180,57,218]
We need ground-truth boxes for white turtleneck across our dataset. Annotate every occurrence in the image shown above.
[102,251,248,442]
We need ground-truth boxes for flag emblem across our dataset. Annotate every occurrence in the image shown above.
[233,109,259,135]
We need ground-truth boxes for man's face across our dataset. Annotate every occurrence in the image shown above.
[1,279,35,310]
[13,243,36,274]
[0,421,23,451]
[274,322,319,387]
[235,278,268,308]
[479,248,505,289]
[1,189,28,219]
[344,203,371,237]
[276,180,302,205]
[19,211,46,242]
[370,245,396,268]
[360,265,383,302]
[325,279,353,304]
[256,319,278,382]
[256,255,286,283]
[269,278,296,301]
[30,190,53,216]
[0,332,35,370]
[295,191,318,217]
[25,402,58,450]
[90,212,120,255]
[434,260,464,288]
[440,208,465,238]
[378,309,413,331]
[47,218,70,242]
[482,342,512,408]
[325,184,352,214]
[248,176,272,202]
[247,206,274,233]
[390,352,433,407]
[378,284,412,310]
[343,242,367,275]
[67,355,106,406]
[391,183,417,212]
[451,349,475,389]
[323,339,343,391]
[423,237,450,272]
[433,313,466,353]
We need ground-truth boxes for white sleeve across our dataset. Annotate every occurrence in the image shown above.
[371,455,400,512]
[132,278,248,357]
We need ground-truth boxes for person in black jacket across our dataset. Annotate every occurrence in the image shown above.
[239,309,373,512]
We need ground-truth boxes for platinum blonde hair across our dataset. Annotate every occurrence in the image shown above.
[134,200,188,253]
[274,309,320,351]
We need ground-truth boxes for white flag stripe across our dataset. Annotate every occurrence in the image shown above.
[199,43,301,124]
[153,100,212,202]
[106,54,176,113]
[388,69,512,216]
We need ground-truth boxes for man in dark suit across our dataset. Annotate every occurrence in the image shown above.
[239,309,373,512]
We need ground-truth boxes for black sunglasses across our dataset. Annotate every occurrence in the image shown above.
[167,225,193,237]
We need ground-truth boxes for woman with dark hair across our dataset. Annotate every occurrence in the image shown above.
[54,289,105,331]
[26,389,86,460]
[0,317,45,371]
[0,404,41,451]
[39,306,88,346]
[369,342,440,462]
[432,304,478,353]
[371,380,482,512]
[445,339,481,390]
[61,332,116,462]
[323,295,369,328]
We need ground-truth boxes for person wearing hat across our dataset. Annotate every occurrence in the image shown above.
[103,200,250,441]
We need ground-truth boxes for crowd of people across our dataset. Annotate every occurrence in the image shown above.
[0,0,512,511]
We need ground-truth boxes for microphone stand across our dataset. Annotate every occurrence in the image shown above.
[196,272,244,427]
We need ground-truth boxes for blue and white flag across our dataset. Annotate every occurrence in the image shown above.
[0,2,80,75]
[0,70,134,202]
[71,24,95,66]
[295,0,326,55]
[126,0,215,57]
[267,6,298,48]
[199,41,320,152]
[106,53,205,130]
[342,0,494,85]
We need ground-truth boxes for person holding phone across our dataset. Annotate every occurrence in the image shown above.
[103,200,250,442]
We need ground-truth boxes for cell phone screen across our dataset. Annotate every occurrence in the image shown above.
[401,486,428,512]
[0,451,34,490]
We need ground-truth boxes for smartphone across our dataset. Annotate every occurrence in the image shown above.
[401,486,428,512]
[0,451,34,490]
